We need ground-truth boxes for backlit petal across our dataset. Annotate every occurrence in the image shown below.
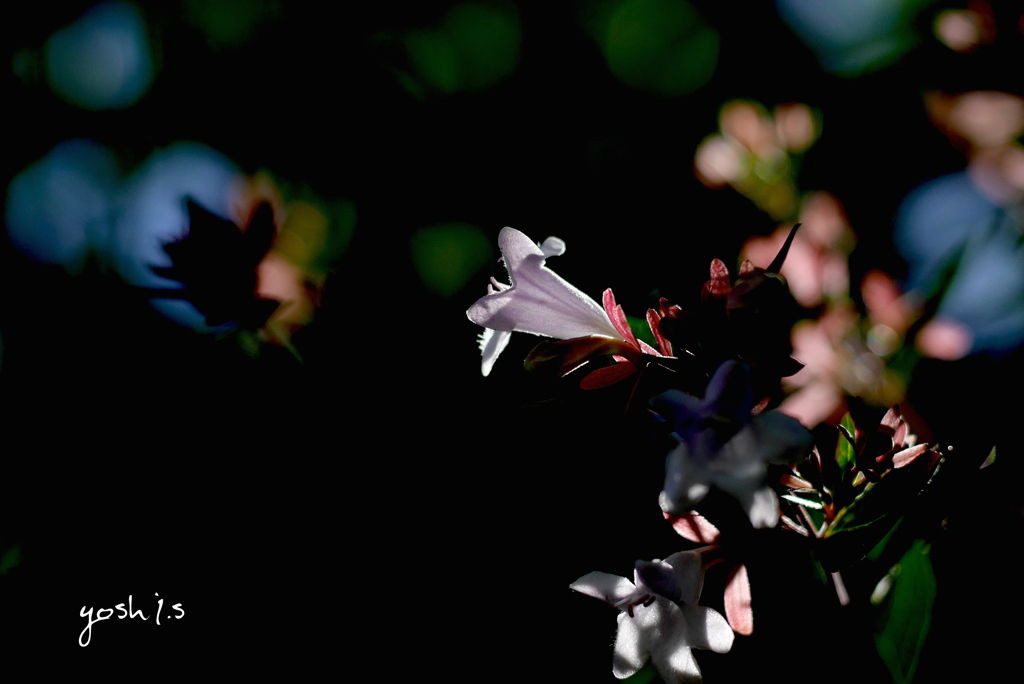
[478,328,511,376]
[466,227,620,340]
[612,611,647,678]
[679,603,734,654]
[570,571,636,607]
[724,563,753,636]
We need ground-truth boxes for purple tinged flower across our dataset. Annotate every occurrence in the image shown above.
[570,550,733,683]
[652,361,813,528]
[467,227,622,375]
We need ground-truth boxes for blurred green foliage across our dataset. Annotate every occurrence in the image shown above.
[411,222,493,297]
[183,0,282,48]
[596,0,718,96]
[405,2,521,95]
[0,544,21,574]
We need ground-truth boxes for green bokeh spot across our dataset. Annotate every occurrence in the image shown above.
[445,3,521,90]
[407,29,461,94]
[0,544,22,574]
[604,0,718,96]
[406,3,521,94]
[184,0,281,48]
[411,223,493,297]
[627,315,657,348]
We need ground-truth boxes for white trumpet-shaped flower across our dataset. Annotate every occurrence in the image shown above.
[651,361,814,528]
[467,227,622,375]
[570,550,733,683]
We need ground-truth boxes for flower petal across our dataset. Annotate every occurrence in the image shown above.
[478,328,511,376]
[539,236,565,257]
[704,258,732,297]
[579,361,639,389]
[647,307,673,356]
[892,443,928,468]
[612,611,648,679]
[747,411,815,465]
[648,600,714,682]
[524,336,641,377]
[661,442,711,515]
[570,571,636,607]
[724,564,753,636]
[650,389,705,433]
[662,550,706,606]
[664,511,721,544]
[466,227,620,340]
[603,288,640,347]
[495,225,545,271]
[702,360,753,420]
[679,603,735,654]
[736,486,779,529]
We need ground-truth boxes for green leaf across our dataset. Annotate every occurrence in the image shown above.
[864,517,903,563]
[817,510,900,572]
[980,446,996,469]
[835,413,856,471]
[781,493,823,510]
[875,540,935,684]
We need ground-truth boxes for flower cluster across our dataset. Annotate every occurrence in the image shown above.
[466,227,955,682]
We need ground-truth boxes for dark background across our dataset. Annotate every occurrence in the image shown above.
[1,1,1022,679]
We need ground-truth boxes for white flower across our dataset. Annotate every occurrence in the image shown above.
[570,551,733,683]
[652,361,813,528]
[467,227,621,375]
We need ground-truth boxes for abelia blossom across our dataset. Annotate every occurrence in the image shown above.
[651,360,813,528]
[466,227,621,376]
[468,227,669,384]
[570,550,733,683]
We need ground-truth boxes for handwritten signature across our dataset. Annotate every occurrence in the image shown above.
[79,593,184,647]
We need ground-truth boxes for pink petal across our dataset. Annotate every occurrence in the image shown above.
[707,258,731,295]
[638,339,662,356]
[724,563,753,635]
[579,361,638,389]
[880,406,901,433]
[602,288,640,347]
[646,308,673,356]
[892,443,928,468]
[663,511,721,543]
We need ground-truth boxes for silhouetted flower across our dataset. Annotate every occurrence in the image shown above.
[652,226,805,400]
[652,361,813,527]
[570,550,733,683]
[151,200,279,329]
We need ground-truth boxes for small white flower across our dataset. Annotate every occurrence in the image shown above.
[652,361,813,528]
[467,227,621,375]
[570,551,733,683]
